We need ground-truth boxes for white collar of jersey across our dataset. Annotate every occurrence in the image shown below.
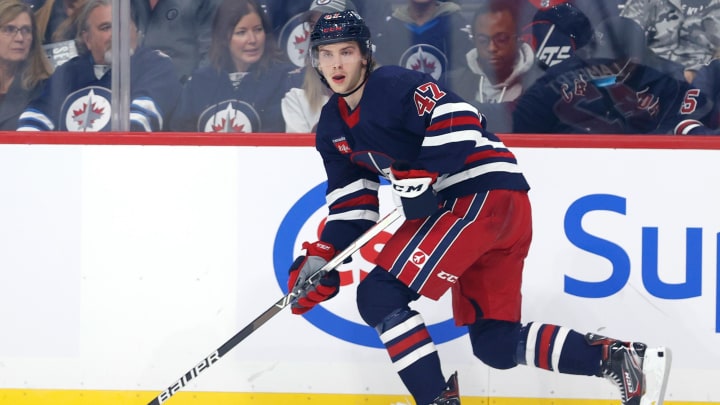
[229,72,249,89]
[93,65,110,80]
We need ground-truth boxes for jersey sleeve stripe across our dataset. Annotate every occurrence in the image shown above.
[432,101,479,118]
[422,129,484,147]
[17,109,54,131]
[427,115,482,131]
[435,162,524,191]
[465,150,518,164]
[326,209,379,223]
[330,194,379,210]
[326,178,380,207]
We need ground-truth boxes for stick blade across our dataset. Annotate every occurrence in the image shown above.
[641,347,672,405]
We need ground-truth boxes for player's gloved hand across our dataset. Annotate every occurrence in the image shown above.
[389,161,440,220]
[287,241,340,315]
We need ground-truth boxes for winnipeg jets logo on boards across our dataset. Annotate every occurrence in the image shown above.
[278,13,311,68]
[60,86,112,131]
[198,100,261,133]
[332,137,352,154]
[399,44,448,81]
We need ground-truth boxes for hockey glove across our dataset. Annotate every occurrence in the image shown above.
[287,241,340,315]
[389,161,440,220]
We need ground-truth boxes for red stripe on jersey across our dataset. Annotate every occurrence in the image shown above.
[403,213,458,288]
[386,328,431,358]
[339,98,361,128]
[537,324,558,370]
[330,194,379,210]
[427,115,481,131]
[415,215,456,258]
[465,150,516,164]
[396,261,420,286]
[446,195,473,215]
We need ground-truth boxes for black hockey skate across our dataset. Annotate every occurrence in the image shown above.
[586,333,647,405]
[429,372,460,405]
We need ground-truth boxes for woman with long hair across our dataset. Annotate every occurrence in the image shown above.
[0,0,51,129]
[170,0,301,133]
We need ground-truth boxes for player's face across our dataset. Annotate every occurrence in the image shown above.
[473,10,518,81]
[0,12,32,65]
[316,41,366,95]
[229,11,266,72]
[82,4,112,65]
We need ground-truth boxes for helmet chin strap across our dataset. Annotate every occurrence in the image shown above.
[336,69,369,97]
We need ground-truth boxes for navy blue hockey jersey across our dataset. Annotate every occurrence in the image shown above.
[691,59,720,130]
[170,62,302,133]
[315,65,529,250]
[373,4,472,86]
[17,47,180,132]
[512,56,713,134]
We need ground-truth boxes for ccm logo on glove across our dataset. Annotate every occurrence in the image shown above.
[389,161,440,220]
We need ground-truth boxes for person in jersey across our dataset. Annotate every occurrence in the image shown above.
[285,10,669,405]
[169,0,301,133]
[16,0,180,131]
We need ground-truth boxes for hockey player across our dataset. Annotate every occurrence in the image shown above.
[16,0,180,131]
[287,10,671,405]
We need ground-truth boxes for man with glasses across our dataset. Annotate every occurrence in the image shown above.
[448,0,542,133]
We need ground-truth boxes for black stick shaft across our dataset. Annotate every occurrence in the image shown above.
[146,209,401,405]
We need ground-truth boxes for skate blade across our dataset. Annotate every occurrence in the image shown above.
[641,347,672,405]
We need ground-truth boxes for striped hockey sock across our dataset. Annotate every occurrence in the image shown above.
[518,322,602,376]
[377,309,446,404]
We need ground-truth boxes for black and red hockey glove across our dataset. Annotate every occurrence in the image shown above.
[287,241,340,315]
[389,161,440,220]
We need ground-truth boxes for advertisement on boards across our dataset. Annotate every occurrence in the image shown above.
[0,144,718,402]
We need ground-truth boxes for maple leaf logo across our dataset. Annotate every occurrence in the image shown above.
[411,57,437,74]
[292,28,310,55]
[71,89,105,130]
[210,103,247,132]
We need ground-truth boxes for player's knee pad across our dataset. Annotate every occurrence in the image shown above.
[356,267,419,327]
[468,319,522,370]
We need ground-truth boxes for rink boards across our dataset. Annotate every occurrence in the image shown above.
[0,133,718,404]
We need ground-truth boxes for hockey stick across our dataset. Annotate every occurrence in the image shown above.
[146,209,402,405]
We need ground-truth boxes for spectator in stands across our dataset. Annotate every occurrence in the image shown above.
[17,0,181,131]
[170,0,301,133]
[274,0,391,69]
[373,0,472,86]
[281,0,356,133]
[621,0,720,83]
[448,0,543,133]
[49,0,86,42]
[0,0,50,129]
[512,16,715,134]
[131,0,223,83]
